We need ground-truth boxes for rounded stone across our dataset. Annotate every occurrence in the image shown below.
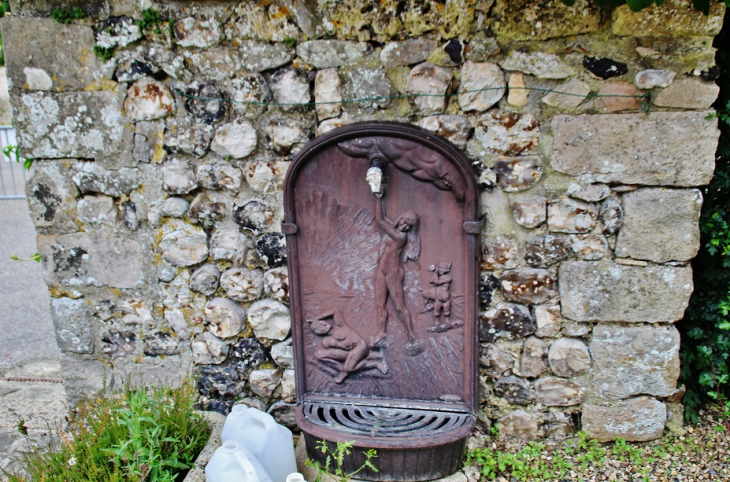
[124,78,175,122]
[248,299,291,341]
[190,264,221,297]
[263,267,289,302]
[459,61,506,112]
[535,376,583,406]
[192,332,229,365]
[220,267,264,302]
[210,230,249,265]
[249,368,282,398]
[211,120,257,159]
[548,338,591,377]
[205,297,246,339]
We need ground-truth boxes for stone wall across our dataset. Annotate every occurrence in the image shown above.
[1,0,724,442]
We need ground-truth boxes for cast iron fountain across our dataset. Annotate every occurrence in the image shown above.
[283,123,479,481]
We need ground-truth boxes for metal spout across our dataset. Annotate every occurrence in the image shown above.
[367,158,385,197]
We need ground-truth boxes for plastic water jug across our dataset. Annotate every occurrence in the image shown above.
[221,405,297,482]
[205,440,273,482]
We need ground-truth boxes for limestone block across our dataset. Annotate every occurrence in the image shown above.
[187,193,226,228]
[570,184,610,203]
[161,197,190,218]
[162,159,197,195]
[596,82,642,113]
[507,73,528,107]
[474,111,540,156]
[25,161,79,232]
[416,115,471,149]
[271,338,294,368]
[542,79,590,109]
[239,41,295,72]
[570,234,607,261]
[406,63,453,115]
[501,269,557,305]
[535,377,582,406]
[479,343,514,379]
[161,269,207,339]
[270,68,311,111]
[205,297,247,339]
[511,196,546,228]
[490,0,600,41]
[548,338,591,377]
[635,70,676,89]
[8,0,108,16]
[315,69,342,121]
[190,264,221,297]
[520,337,549,378]
[77,195,117,226]
[552,112,719,187]
[297,40,367,69]
[590,324,680,399]
[220,268,264,302]
[494,376,533,405]
[263,267,289,302]
[38,233,143,289]
[481,302,535,342]
[583,397,666,442]
[341,67,393,113]
[281,369,296,402]
[13,91,133,164]
[266,119,310,155]
[185,48,241,81]
[458,61,505,112]
[248,299,291,341]
[196,164,242,194]
[249,369,282,398]
[616,188,702,263]
[164,122,214,159]
[192,332,229,365]
[493,156,542,192]
[50,297,94,354]
[652,77,720,110]
[481,237,519,270]
[525,235,572,267]
[499,51,574,79]
[71,163,140,197]
[547,198,598,233]
[612,0,725,37]
[143,332,180,357]
[210,230,249,265]
[380,38,439,67]
[222,74,272,118]
[1,18,104,92]
[174,17,222,48]
[599,197,623,235]
[498,410,541,441]
[211,120,257,159]
[559,261,693,323]
[158,219,209,267]
[226,2,301,43]
[533,305,562,338]
[124,79,176,122]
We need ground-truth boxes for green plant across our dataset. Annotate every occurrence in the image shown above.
[93,45,115,62]
[5,379,210,482]
[679,9,730,428]
[283,37,297,48]
[137,8,163,30]
[305,440,378,482]
[3,144,33,170]
[11,253,40,262]
[50,7,87,24]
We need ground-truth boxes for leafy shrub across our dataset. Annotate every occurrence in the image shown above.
[50,7,87,24]
[679,9,730,425]
[5,380,210,481]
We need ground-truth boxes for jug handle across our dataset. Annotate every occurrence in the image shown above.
[234,450,261,482]
[247,409,276,431]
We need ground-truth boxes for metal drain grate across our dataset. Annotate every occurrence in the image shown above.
[300,402,473,438]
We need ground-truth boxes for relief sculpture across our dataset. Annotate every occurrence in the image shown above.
[372,197,423,356]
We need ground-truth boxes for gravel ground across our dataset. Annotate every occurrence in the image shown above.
[465,408,730,482]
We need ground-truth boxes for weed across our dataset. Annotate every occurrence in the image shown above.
[10,253,40,262]
[283,37,297,48]
[5,379,210,482]
[137,8,163,30]
[93,45,115,62]
[50,7,86,24]
[306,440,378,482]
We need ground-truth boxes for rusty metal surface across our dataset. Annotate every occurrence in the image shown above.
[284,122,479,480]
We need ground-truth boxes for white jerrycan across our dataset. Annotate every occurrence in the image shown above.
[221,405,297,482]
[205,440,273,482]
